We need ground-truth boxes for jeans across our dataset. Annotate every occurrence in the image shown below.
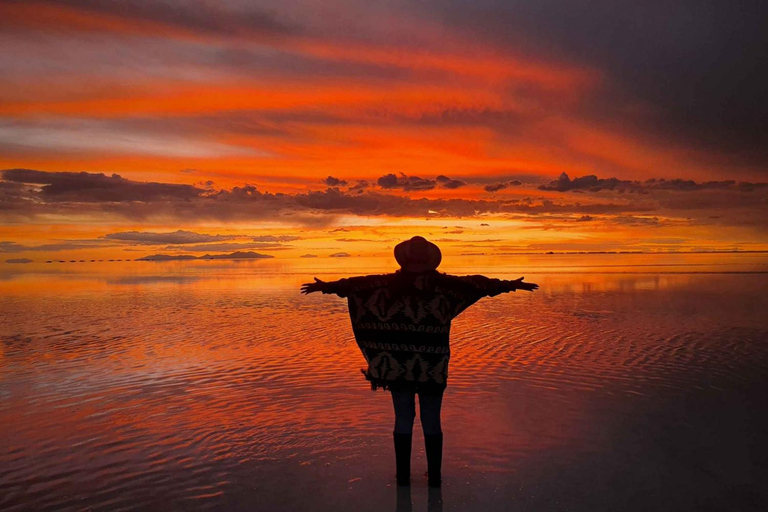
[391,389,444,436]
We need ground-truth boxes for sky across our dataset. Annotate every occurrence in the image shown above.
[1,0,767,260]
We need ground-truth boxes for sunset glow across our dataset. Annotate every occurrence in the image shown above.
[1,0,766,261]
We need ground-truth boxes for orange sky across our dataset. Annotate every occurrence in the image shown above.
[1,0,766,260]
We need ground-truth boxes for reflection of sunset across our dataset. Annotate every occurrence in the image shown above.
[2,260,767,510]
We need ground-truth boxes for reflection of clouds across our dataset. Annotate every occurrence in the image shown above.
[163,242,289,251]
[105,275,204,286]
[105,229,234,244]
[0,240,108,253]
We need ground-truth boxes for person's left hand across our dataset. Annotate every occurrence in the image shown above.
[511,277,539,292]
[300,277,327,294]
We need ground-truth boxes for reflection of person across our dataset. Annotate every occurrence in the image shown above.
[301,236,538,487]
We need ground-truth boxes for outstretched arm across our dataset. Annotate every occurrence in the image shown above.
[300,275,383,297]
[445,274,538,319]
[455,274,538,297]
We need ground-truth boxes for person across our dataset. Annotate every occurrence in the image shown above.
[300,236,538,488]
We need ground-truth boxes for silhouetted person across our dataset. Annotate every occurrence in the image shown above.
[301,236,538,487]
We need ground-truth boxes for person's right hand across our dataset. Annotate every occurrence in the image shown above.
[300,277,327,294]
[511,277,538,292]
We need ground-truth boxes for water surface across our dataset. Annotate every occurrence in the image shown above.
[1,254,767,511]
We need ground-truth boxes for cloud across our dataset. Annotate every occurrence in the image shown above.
[539,173,635,192]
[377,173,466,191]
[403,0,768,167]
[2,169,202,202]
[483,180,523,193]
[484,182,507,193]
[539,172,767,194]
[322,176,347,187]
[104,230,234,244]
[0,120,260,158]
[2,0,767,183]
[613,215,661,227]
[2,0,298,40]
[378,173,435,191]
[436,175,466,189]
[347,180,371,194]
[1,170,766,234]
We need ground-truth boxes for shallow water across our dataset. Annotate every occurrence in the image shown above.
[1,254,767,511]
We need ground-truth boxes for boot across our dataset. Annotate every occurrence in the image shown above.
[424,433,443,488]
[393,432,412,486]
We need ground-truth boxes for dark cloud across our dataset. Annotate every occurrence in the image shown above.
[2,169,202,202]
[613,216,662,227]
[539,172,767,194]
[539,173,635,193]
[483,179,523,193]
[436,175,466,189]
[442,180,466,189]
[484,183,507,193]
[1,170,766,231]
[10,0,298,39]
[0,179,35,213]
[377,173,465,191]
[104,230,233,245]
[378,173,435,191]
[348,180,370,194]
[406,1,768,168]
[322,176,348,187]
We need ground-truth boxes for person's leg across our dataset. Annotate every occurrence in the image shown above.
[418,391,443,436]
[391,390,416,486]
[391,390,416,434]
[418,390,444,487]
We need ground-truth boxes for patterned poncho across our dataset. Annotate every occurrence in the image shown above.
[324,270,515,393]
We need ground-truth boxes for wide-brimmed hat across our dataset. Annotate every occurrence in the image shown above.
[394,236,442,273]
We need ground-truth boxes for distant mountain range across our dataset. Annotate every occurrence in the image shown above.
[138,251,274,261]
